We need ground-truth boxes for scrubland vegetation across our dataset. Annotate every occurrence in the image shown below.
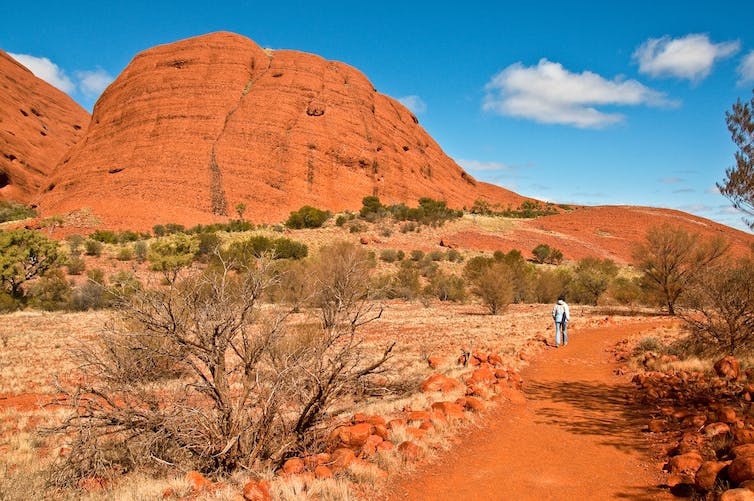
[1,192,753,500]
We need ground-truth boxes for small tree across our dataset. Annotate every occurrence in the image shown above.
[532,244,552,264]
[718,90,754,229]
[471,261,514,314]
[680,256,754,355]
[633,224,728,315]
[235,202,247,221]
[0,229,61,299]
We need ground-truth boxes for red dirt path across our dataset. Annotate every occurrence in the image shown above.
[386,319,674,500]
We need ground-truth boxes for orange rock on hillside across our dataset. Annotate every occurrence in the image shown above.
[38,31,524,230]
[0,50,89,203]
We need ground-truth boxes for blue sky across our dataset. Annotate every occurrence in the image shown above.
[2,1,753,231]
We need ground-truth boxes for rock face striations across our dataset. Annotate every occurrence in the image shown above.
[38,32,524,228]
[0,50,89,204]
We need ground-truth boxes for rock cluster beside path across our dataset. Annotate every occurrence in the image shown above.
[631,355,754,498]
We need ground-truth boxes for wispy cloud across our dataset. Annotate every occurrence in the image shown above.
[673,188,695,194]
[9,52,75,93]
[483,58,674,129]
[9,52,113,101]
[659,177,684,184]
[397,95,427,115]
[456,158,514,172]
[738,50,754,84]
[633,34,740,82]
[75,69,114,98]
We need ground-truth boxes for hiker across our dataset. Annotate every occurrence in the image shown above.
[552,296,570,347]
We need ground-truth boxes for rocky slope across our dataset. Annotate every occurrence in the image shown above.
[0,50,89,204]
[38,32,525,229]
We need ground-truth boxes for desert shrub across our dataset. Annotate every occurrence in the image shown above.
[608,276,644,306]
[387,197,462,227]
[90,229,118,244]
[426,272,465,302]
[470,261,514,314]
[680,256,754,355]
[285,205,331,229]
[27,268,72,311]
[335,212,355,227]
[532,243,563,264]
[148,234,199,280]
[410,250,425,262]
[348,222,365,233]
[309,241,374,328]
[0,200,37,222]
[106,271,142,304]
[65,234,85,255]
[400,222,418,233]
[428,250,444,262]
[446,249,463,263]
[359,196,384,218]
[84,238,103,256]
[272,238,308,260]
[380,249,400,263]
[372,262,421,300]
[533,268,572,304]
[571,257,619,305]
[116,245,133,261]
[0,291,18,312]
[396,250,405,261]
[380,227,393,238]
[416,258,439,279]
[0,228,62,299]
[226,235,307,264]
[134,240,148,262]
[51,256,393,482]
[70,280,107,311]
[463,255,493,282]
[66,256,86,275]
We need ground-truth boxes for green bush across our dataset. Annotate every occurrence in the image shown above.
[410,250,425,262]
[360,196,384,218]
[426,272,466,302]
[148,234,199,276]
[27,268,72,311]
[285,206,331,229]
[70,280,107,311]
[67,256,86,275]
[335,212,355,227]
[0,228,62,299]
[428,250,444,262]
[226,235,308,263]
[116,246,134,261]
[446,249,463,263]
[84,239,103,256]
[571,257,619,305]
[0,201,37,223]
[134,241,148,262]
[400,222,418,233]
[380,249,400,263]
[471,261,514,314]
[348,222,365,233]
[90,230,118,244]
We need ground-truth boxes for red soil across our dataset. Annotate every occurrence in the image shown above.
[442,206,754,263]
[0,50,90,204]
[386,319,675,500]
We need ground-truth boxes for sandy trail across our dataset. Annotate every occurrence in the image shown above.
[386,320,673,500]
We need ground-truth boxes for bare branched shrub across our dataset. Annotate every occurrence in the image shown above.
[679,256,754,355]
[49,251,394,484]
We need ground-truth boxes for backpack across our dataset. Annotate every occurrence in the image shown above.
[554,304,565,322]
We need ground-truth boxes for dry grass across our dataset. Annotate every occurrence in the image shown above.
[0,303,665,500]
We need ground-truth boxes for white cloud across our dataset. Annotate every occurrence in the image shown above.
[456,158,513,172]
[75,69,114,98]
[483,58,673,128]
[9,52,76,93]
[397,95,427,114]
[633,34,740,82]
[738,50,754,84]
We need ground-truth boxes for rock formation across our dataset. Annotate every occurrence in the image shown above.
[0,50,89,204]
[39,32,524,229]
